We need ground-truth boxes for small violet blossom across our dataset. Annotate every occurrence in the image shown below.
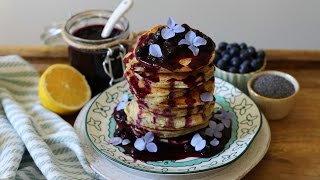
[178,31,207,56]
[134,132,158,153]
[210,138,220,147]
[200,92,214,102]
[191,133,206,151]
[161,17,185,39]
[149,44,163,58]
[109,137,131,146]
[116,93,129,111]
[214,108,234,128]
[205,121,224,138]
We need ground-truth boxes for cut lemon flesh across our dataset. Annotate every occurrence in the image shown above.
[39,64,91,115]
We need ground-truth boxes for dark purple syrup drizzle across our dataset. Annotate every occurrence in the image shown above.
[112,109,231,162]
[134,24,215,72]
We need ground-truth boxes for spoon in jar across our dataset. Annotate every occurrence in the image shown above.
[101,0,133,38]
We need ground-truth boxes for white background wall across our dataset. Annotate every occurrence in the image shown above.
[0,0,320,49]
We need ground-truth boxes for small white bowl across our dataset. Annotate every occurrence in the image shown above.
[215,59,266,93]
[247,70,299,120]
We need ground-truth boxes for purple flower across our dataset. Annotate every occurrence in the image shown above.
[134,132,158,152]
[161,17,185,39]
[109,137,131,146]
[200,92,214,102]
[205,121,224,138]
[116,93,129,111]
[178,31,207,56]
[214,108,234,128]
[210,138,220,147]
[149,44,163,58]
[191,133,206,151]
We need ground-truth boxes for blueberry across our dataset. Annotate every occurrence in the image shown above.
[250,59,263,70]
[222,54,231,62]
[221,50,230,57]
[239,60,251,73]
[216,59,227,70]
[239,50,250,60]
[229,47,240,56]
[240,42,247,49]
[231,43,240,50]
[226,43,233,51]
[256,50,265,59]
[218,42,228,51]
[247,46,256,57]
[230,57,241,67]
[228,67,238,73]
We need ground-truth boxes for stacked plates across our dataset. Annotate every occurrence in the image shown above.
[74,78,271,180]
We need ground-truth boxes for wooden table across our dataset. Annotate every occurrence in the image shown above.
[1,46,319,180]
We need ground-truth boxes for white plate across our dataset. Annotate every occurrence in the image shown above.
[84,78,263,174]
[74,96,271,180]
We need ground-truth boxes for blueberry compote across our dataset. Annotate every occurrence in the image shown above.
[113,109,231,162]
[135,24,215,72]
[69,24,124,96]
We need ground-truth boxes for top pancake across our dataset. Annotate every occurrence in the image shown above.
[125,24,215,73]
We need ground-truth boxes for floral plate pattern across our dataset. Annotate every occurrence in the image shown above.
[85,77,262,174]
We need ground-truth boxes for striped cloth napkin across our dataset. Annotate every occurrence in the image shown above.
[0,55,97,179]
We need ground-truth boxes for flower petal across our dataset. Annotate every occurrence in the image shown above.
[216,123,225,131]
[173,25,185,33]
[205,128,214,137]
[195,139,206,151]
[178,39,191,46]
[209,121,217,128]
[188,45,199,56]
[109,137,122,145]
[185,31,196,42]
[161,28,175,40]
[213,131,222,138]
[134,138,146,151]
[167,17,175,29]
[116,102,127,111]
[122,139,131,145]
[146,142,158,153]
[210,138,220,146]
[222,119,231,128]
[214,113,224,121]
[149,44,163,57]
[122,93,129,102]
[200,92,213,102]
[143,132,154,143]
[191,133,203,147]
[193,36,207,47]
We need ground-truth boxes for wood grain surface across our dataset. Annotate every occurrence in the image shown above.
[0,46,319,180]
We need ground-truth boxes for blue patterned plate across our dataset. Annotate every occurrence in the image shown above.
[85,78,262,174]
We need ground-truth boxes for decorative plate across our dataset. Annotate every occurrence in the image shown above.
[85,77,262,174]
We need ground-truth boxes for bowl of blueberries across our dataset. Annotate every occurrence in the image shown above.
[214,42,266,93]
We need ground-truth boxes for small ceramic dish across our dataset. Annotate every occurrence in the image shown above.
[215,59,266,93]
[247,70,299,120]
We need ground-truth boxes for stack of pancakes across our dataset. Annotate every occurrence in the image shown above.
[123,25,215,138]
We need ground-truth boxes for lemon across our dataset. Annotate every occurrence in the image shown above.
[39,64,91,115]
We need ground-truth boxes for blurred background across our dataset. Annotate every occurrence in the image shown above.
[0,0,319,49]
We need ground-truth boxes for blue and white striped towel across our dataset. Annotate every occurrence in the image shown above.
[0,55,97,179]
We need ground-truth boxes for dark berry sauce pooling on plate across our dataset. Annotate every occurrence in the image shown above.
[69,24,125,96]
[112,109,231,162]
[134,24,215,72]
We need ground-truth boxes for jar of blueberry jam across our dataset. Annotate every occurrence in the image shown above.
[62,10,130,96]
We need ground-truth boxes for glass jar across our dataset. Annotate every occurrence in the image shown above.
[61,10,130,96]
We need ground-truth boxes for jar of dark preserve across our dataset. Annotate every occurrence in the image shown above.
[62,10,130,96]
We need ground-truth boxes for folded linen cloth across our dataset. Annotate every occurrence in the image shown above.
[0,55,97,179]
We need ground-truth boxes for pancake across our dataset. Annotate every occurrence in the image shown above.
[124,51,215,73]
[122,23,216,138]
[125,100,213,130]
[130,99,215,117]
